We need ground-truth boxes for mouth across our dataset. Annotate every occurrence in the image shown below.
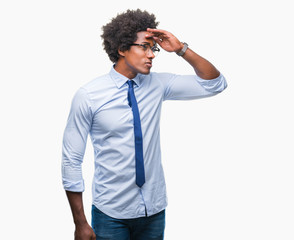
[145,62,152,68]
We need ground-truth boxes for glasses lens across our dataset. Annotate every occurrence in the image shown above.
[132,44,160,57]
[150,45,159,57]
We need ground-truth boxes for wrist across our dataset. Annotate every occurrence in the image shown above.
[175,42,184,53]
[72,210,88,226]
[176,42,189,56]
[74,218,88,227]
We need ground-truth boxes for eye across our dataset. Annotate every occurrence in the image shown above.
[151,46,160,53]
[141,44,149,51]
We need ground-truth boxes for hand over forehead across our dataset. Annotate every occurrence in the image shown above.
[146,28,168,39]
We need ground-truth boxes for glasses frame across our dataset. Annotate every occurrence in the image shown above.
[129,43,160,56]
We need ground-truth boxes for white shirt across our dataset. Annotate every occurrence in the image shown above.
[62,66,227,219]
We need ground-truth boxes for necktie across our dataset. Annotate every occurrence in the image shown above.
[127,80,145,187]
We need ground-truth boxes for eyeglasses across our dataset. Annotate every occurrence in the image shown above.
[130,43,160,56]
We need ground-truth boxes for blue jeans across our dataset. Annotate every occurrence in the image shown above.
[91,205,165,240]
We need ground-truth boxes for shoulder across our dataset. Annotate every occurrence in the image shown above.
[70,73,112,107]
[82,73,112,92]
[146,72,178,88]
[149,72,177,79]
[77,72,116,101]
[140,72,177,84]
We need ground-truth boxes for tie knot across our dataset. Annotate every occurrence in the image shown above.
[127,80,134,88]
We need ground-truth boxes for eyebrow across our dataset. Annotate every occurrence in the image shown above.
[141,42,156,47]
[141,42,151,45]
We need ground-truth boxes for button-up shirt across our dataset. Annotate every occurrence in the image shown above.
[62,66,227,219]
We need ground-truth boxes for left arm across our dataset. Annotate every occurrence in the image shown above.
[146,28,220,80]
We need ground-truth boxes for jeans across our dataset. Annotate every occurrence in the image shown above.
[91,205,165,240]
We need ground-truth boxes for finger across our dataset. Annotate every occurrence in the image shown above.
[145,33,164,45]
[146,32,163,40]
[152,36,162,45]
[147,28,167,34]
[145,32,155,39]
[147,28,168,38]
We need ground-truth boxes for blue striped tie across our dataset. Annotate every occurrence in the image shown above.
[127,80,145,187]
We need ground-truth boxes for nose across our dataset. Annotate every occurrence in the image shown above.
[146,49,155,59]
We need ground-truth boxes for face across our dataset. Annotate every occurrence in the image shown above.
[117,31,156,79]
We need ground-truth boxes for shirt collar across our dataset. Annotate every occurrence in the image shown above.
[110,65,145,88]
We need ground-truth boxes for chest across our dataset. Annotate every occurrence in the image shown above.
[91,83,163,135]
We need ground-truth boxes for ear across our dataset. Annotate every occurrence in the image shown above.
[118,49,126,57]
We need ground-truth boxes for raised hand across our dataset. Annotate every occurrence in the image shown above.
[146,28,184,53]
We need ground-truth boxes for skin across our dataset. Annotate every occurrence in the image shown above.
[66,191,96,240]
[115,29,220,80]
[115,31,156,79]
[65,28,221,240]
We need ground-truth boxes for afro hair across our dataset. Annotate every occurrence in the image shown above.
[101,9,159,63]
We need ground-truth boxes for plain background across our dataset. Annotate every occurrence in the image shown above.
[1,0,293,239]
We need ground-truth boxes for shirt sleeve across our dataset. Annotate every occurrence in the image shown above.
[62,87,93,192]
[159,73,227,101]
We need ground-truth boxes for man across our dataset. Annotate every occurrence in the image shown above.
[62,9,227,240]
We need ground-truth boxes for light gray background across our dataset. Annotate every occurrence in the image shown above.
[1,0,293,239]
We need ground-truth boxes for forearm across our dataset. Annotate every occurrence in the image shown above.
[181,47,220,80]
[66,191,88,226]
[146,28,221,80]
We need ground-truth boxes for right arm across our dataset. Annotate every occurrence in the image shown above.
[62,88,95,239]
[66,191,96,240]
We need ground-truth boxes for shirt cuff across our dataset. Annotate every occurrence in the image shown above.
[62,179,85,192]
[196,73,228,93]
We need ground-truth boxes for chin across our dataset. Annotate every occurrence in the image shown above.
[140,68,151,75]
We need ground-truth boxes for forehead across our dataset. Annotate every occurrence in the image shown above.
[135,31,155,45]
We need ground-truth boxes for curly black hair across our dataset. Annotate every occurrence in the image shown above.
[101,9,159,63]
